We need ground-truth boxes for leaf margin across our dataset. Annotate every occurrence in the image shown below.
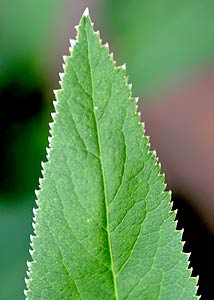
[24,7,199,299]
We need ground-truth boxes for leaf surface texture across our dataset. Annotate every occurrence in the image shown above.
[26,11,198,300]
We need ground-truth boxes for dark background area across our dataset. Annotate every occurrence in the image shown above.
[0,1,213,299]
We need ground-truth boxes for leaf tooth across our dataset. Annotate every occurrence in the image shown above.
[26,270,30,278]
[118,64,127,77]
[135,96,139,103]
[188,267,195,278]
[162,170,167,179]
[25,263,31,291]
[74,24,80,32]
[186,252,191,262]
[41,160,45,169]
[157,162,164,177]
[29,249,34,256]
[38,177,43,187]
[180,227,184,236]
[51,112,57,121]
[121,63,126,70]
[163,182,167,190]
[41,169,45,178]
[33,210,38,222]
[159,168,165,180]
[137,110,141,118]
[173,219,178,230]
[52,100,58,109]
[140,121,146,132]
[152,149,157,157]
[94,30,100,38]
[69,38,77,53]
[48,136,52,145]
[49,121,54,130]
[109,52,117,66]
[53,89,59,96]
[173,208,180,226]
[159,171,165,183]
[126,81,132,97]
[35,199,39,206]
[31,215,35,225]
[46,147,51,159]
[104,42,109,50]
[195,274,200,286]
[63,55,69,63]
[25,276,29,284]
[24,289,28,297]
[182,241,186,249]
[59,72,64,81]
[33,215,36,224]
[131,97,139,113]
[147,136,151,146]
[70,38,77,47]
[158,164,163,175]
[35,189,40,197]
[174,209,178,220]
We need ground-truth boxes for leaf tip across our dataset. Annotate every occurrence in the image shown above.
[83,7,90,17]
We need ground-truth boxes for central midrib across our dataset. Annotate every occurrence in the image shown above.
[84,25,119,300]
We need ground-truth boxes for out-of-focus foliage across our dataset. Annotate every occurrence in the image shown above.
[0,0,60,87]
[105,0,214,96]
[0,197,33,300]
[0,1,59,299]
[0,114,48,300]
[0,112,48,196]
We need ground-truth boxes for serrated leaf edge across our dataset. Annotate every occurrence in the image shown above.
[24,7,200,299]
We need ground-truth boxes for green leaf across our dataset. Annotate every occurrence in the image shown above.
[25,9,198,299]
[0,0,60,74]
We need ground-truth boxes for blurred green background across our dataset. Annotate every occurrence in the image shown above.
[0,1,213,299]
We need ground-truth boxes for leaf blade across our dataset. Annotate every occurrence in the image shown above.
[26,11,198,300]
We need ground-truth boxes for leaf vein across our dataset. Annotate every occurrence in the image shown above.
[84,25,119,300]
